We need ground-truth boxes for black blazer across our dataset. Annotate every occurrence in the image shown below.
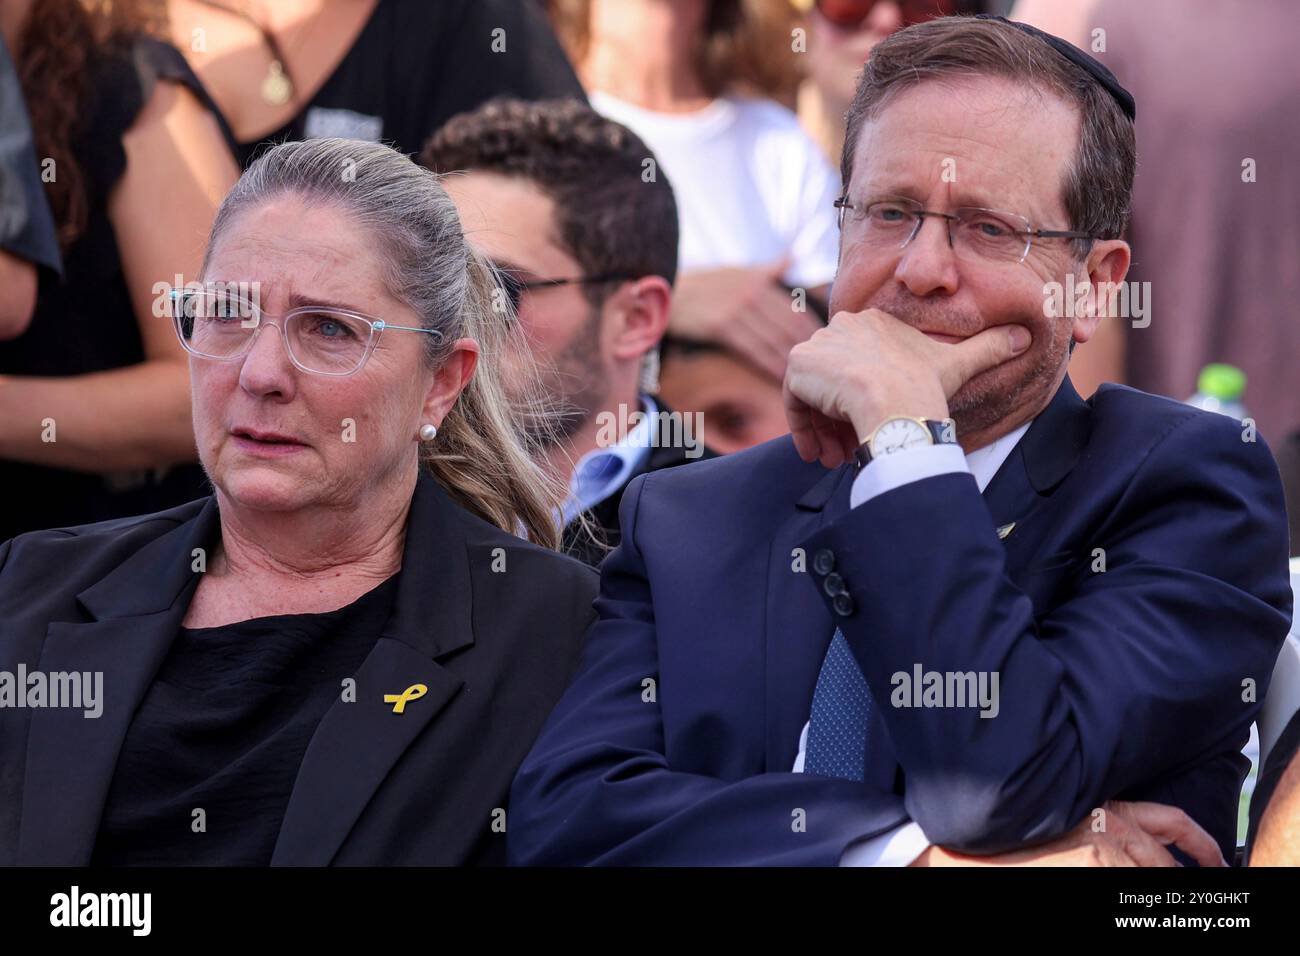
[0,472,597,865]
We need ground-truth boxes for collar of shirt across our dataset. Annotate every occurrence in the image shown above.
[965,420,1033,492]
[561,396,658,527]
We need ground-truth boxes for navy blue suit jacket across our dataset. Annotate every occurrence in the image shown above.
[509,377,1294,865]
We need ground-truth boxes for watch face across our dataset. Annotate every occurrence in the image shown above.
[871,418,932,456]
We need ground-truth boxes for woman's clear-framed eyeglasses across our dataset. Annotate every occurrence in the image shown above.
[833,195,1097,264]
[170,288,443,377]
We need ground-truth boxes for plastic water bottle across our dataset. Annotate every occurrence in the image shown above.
[1186,363,1249,420]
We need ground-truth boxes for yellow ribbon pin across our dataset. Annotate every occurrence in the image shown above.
[384,683,427,714]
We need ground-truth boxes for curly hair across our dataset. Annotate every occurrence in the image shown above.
[420,97,679,299]
[15,0,169,248]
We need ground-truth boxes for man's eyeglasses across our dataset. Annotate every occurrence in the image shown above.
[497,269,639,315]
[833,196,1097,265]
[170,289,442,377]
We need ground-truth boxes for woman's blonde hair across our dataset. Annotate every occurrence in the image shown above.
[200,137,567,548]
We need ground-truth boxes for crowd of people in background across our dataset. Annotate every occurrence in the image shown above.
[3,0,1297,544]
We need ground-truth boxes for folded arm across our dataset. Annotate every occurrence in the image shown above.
[806,411,1292,853]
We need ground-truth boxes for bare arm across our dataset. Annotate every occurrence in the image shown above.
[1252,745,1300,865]
[0,251,37,339]
[0,78,238,471]
[669,263,824,380]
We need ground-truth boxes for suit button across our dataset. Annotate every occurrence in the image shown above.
[823,572,846,597]
[832,593,855,617]
[813,549,836,575]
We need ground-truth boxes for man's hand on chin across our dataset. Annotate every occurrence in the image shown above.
[782,308,1031,469]
[908,801,1228,867]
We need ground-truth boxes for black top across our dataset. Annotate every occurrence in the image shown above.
[236,0,586,166]
[0,36,228,544]
[91,572,400,866]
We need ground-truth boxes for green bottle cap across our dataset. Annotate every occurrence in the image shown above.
[1197,363,1246,401]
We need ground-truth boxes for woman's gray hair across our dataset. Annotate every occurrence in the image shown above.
[201,137,566,548]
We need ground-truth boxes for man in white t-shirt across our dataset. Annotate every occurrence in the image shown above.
[593,91,837,384]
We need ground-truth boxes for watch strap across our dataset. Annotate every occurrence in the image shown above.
[853,417,957,470]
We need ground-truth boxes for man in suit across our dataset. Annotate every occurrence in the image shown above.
[422,98,713,568]
[507,16,1294,865]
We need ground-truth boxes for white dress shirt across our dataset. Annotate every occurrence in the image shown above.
[792,420,1033,866]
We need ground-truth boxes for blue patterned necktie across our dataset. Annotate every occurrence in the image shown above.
[803,628,874,781]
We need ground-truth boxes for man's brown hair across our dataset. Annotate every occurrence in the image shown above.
[420,97,679,299]
[841,16,1136,256]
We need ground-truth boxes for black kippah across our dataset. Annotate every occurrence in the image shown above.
[975,14,1135,121]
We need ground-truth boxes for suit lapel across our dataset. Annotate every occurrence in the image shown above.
[982,375,1093,575]
[17,499,217,865]
[268,638,465,865]
[271,474,476,865]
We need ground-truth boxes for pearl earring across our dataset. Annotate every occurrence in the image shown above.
[419,423,438,441]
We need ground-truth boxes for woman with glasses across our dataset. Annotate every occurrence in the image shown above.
[0,138,597,866]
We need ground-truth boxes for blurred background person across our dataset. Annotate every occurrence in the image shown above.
[657,334,789,454]
[547,0,833,383]
[166,0,585,166]
[423,97,715,567]
[1016,0,1300,554]
[0,31,60,340]
[792,0,978,166]
[0,138,596,866]
[0,0,238,543]
[1012,0,1300,449]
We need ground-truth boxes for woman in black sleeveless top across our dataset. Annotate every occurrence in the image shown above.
[0,0,239,543]
[166,0,586,167]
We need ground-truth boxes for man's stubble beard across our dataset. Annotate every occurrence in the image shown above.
[947,314,1071,437]
[869,290,1071,438]
[515,308,609,449]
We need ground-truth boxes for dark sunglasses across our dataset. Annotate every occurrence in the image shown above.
[814,0,958,30]
[496,269,639,315]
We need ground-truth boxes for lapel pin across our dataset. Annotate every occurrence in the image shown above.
[384,683,427,714]
[996,522,1016,540]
